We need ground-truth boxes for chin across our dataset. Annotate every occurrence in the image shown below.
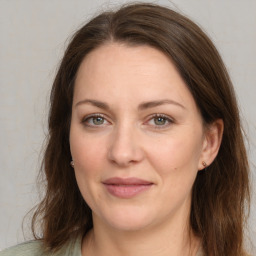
[98,206,156,232]
[108,218,153,232]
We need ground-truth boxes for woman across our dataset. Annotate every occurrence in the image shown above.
[0,3,250,256]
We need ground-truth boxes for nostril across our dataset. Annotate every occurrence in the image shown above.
[107,129,145,166]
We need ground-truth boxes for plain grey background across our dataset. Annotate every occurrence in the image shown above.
[0,0,255,252]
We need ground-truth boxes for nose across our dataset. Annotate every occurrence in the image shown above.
[107,124,144,167]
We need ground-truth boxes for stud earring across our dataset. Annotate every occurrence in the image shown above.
[202,161,207,168]
[70,160,74,168]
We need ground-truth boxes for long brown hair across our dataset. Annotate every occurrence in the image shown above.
[31,3,250,255]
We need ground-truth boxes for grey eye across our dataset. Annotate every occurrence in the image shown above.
[92,117,105,125]
[154,117,167,125]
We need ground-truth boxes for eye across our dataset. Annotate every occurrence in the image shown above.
[82,114,110,127]
[154,116,167,125]
[147,114,174,129]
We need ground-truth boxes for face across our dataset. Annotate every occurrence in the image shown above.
[70,43,207,232]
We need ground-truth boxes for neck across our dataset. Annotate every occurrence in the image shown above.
[82,211,200,256]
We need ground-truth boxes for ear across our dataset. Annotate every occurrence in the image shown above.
[198,119,224,170]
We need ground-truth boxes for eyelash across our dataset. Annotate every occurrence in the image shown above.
[147,113,174,129]
[82,113,107,127]
[81,113,174,129]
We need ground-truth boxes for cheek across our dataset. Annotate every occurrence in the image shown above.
[69,129,108,209]
[150,137,202,173]
[145,128,203,195]
[70,128,107,179]
[147,134,202,209]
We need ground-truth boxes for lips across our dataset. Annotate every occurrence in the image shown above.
[102,177,153,198]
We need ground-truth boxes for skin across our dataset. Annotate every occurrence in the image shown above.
[69,43,223,256]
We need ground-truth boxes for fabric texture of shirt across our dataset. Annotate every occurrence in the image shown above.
[0,236,204,256]
[0,236,81,256]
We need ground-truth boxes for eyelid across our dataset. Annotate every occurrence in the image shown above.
[145,113,174,129]
[81,113,174,129]
[81,113,111,127]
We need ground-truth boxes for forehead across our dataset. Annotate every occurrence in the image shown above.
[74,43,197,111]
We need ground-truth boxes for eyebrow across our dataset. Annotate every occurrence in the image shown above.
[75,99,110,110]
[138,99,186,110]
[75,99,186,110]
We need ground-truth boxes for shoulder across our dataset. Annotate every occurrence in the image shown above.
[0,235,82,256]
[0,240,44,256]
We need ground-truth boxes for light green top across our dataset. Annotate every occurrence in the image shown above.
[0,236,82,256]
[0,236,204,256]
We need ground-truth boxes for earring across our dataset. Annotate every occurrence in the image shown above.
[70,160,74,168]
[202,161,207,168]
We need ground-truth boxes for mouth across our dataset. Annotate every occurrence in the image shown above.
[102,177,154,199]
